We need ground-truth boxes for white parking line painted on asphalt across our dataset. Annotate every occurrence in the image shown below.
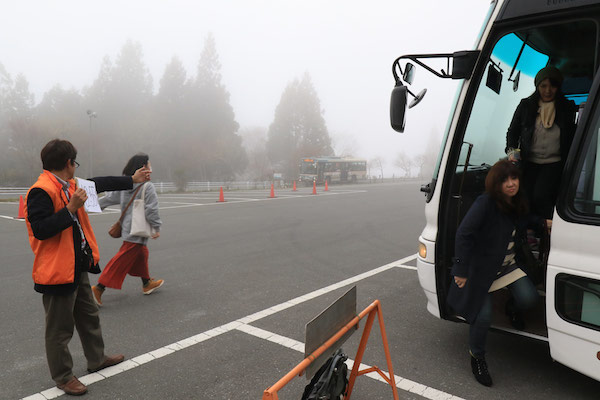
[22,254,444,400]
[236,324,464,400]
[396,264,417,270]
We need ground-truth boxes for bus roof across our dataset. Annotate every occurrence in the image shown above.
[497,0,600,22]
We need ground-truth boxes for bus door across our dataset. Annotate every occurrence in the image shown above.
[341,163,349,182]
[549,67,600,381]
[438,18,598,320]
[317,161,325,183]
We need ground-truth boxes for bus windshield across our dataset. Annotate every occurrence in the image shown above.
[300,160,317,174]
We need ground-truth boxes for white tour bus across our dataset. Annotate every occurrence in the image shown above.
[390,0,600,381]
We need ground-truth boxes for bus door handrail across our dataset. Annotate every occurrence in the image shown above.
[455,141,474,226]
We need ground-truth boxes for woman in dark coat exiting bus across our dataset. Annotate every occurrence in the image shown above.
[447,160,547,387]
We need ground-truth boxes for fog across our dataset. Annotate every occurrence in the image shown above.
[1,0,492,183]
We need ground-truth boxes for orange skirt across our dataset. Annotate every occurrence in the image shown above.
[98,241,150,289]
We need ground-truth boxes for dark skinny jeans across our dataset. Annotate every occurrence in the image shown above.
[469,276,538,358]
[522,160,563,220]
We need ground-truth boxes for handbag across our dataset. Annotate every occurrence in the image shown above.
[301,348,348,400]
[517,222,550,287]
[130,182,153,238]
[108,184,144,238]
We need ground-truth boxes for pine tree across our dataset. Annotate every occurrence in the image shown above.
[158,56,188,106]
[4,74,42,183]
[153,56,191,180]
[84,41,154,175]
[36,85,86,142]
[85,56,112,108]
[267,72,333,179]
[190,33,247,181]
[0,64,14,183]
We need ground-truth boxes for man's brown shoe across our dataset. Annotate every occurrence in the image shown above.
[88,354,125,373]
[57,376,87,396]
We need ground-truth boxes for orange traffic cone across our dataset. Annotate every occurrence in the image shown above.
[269,183,276,198]
[324,180,329,191]
[217,187,225,202]
[292,181,297,191]
[17,195,26,219]
[312,181,317,195]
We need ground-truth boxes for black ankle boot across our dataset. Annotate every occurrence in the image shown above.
[471,354,493,387]
[505,299,525,330]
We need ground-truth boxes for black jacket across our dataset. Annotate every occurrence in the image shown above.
[446,194,543,323]
[506,94,577,162]
[27,175,134,295]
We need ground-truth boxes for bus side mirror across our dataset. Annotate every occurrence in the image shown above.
[452,50,479,79]
[409,88,427,109]
[390,83,408,132]
[403,63,415,85]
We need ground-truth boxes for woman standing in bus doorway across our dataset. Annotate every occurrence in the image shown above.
[447,160,548,387]
[92,153,163,306]
[506,66,577,219]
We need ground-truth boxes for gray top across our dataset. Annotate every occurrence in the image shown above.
[99,181,162,245]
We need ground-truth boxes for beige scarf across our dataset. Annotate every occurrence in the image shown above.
[538,100,556,129]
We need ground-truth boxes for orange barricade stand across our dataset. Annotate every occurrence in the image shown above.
[262,299,399,400]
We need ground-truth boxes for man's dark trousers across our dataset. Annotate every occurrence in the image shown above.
[42,271,105,384]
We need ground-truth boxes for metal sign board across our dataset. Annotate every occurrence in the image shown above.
[304,286,357,379]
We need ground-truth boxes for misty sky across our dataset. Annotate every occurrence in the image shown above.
[1,0,492,176]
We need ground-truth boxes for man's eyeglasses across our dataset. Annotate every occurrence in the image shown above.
[72,160,80,168]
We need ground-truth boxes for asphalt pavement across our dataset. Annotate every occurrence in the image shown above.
[1,182,599,399]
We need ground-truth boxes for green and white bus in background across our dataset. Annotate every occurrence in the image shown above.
[298,157,367,185]
[390,0,600,381]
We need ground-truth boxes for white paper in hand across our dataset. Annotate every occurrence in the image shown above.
[76,178,102,213]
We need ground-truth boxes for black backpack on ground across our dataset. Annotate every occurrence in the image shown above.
[301,348,349,400]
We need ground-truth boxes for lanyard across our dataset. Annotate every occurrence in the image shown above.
[61,187,87,249]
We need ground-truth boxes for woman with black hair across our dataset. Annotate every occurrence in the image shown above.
[447,160,548,387]
[506,66,578,219]
[92,153,163,306]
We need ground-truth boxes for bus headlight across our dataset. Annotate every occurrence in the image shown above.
[418,242,427,259]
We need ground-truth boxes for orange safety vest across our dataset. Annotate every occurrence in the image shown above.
[25,171,100,286]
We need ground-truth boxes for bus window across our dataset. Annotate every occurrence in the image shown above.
[556,274,600,330]
[458,34,549,169]
[457,20,597,172]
